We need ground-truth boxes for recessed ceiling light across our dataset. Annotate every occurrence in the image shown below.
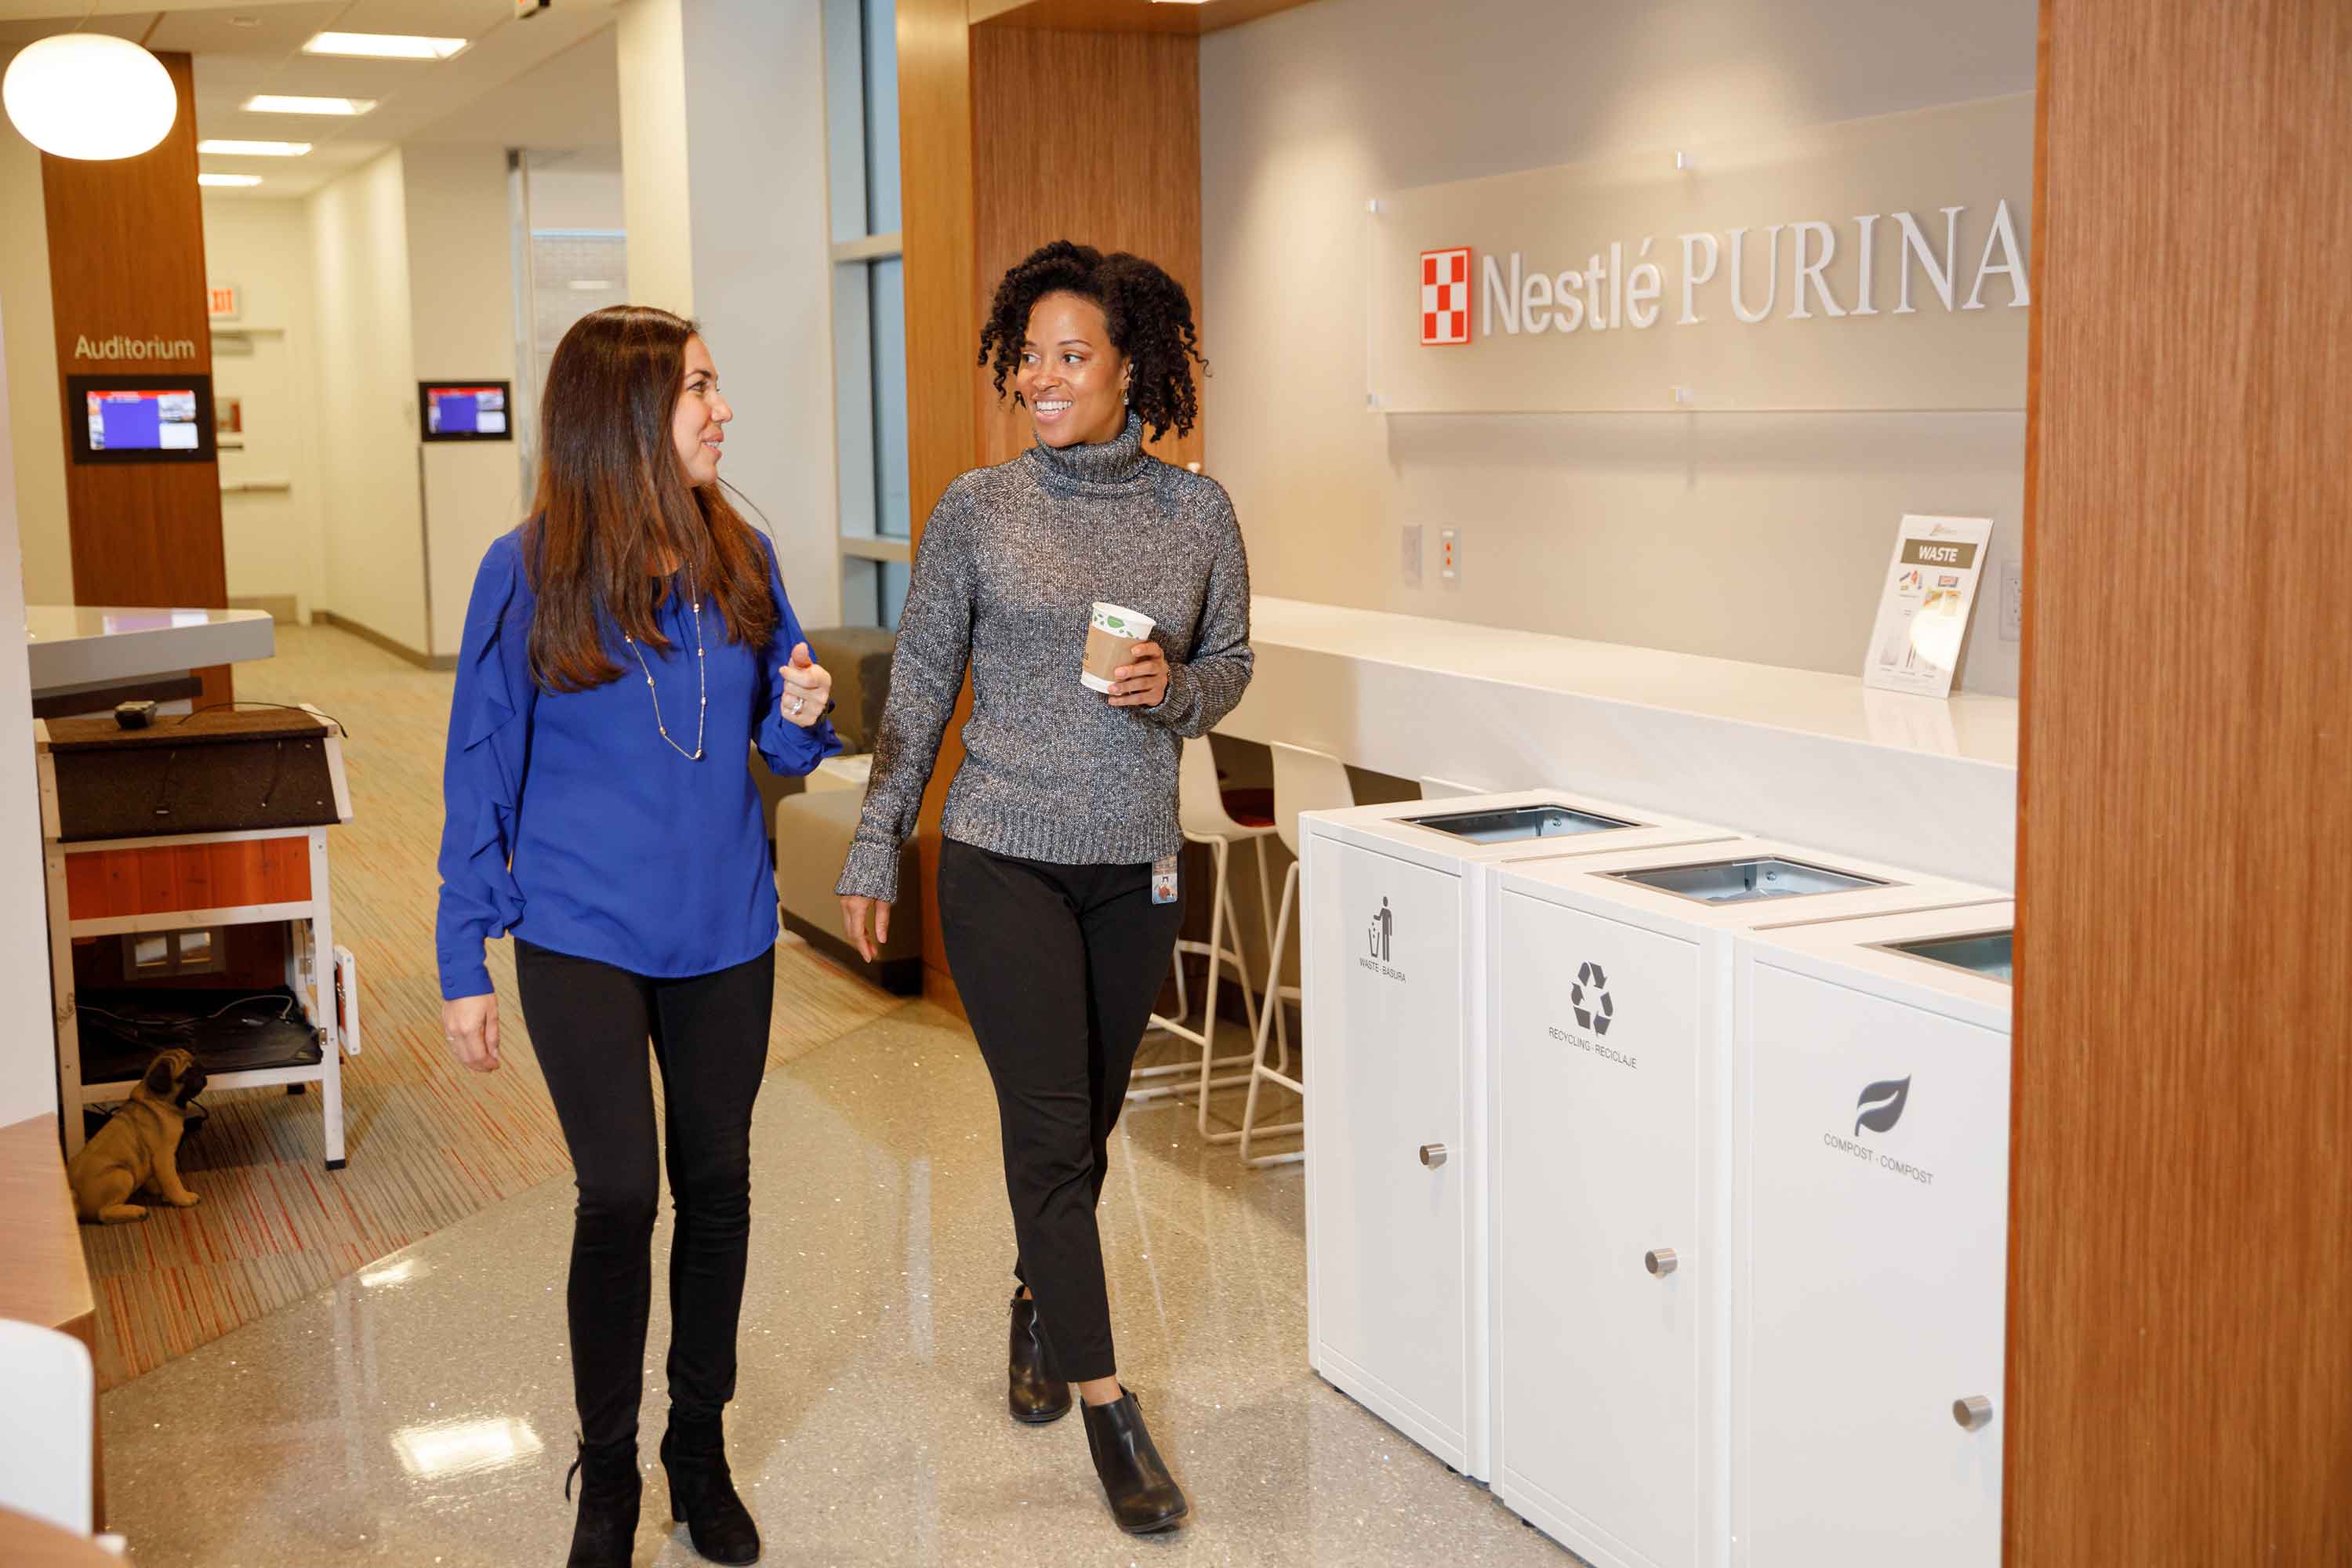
[565,279,615,291]
[241,94,376,116]
[198,172,263,187]
[197,139,311,157]
[303,31,470,62]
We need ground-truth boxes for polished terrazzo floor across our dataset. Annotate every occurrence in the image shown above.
[98,1002,1576,1567]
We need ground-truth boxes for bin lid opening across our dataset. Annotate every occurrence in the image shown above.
[1403,802,1638,844]
[1606,855,1889,903]
[1882,929,2013,982]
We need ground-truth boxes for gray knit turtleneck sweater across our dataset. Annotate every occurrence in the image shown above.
[837,412,1253,903]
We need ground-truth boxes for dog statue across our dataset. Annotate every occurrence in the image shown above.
[68,1047,209,1224]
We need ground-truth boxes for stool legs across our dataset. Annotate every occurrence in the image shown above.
[1236,859,1305,1167]
[1128,836,1262,1111]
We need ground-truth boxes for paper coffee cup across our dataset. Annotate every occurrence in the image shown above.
[1080,602,1156,693]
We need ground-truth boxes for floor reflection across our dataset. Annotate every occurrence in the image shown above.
[100,1005,1572,1566]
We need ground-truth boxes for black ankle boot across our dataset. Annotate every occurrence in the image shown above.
[660,1416,761,1565]
[563,1436,641,1568]
[1080,1390,1189,1534]
[1007,1292,1072,1425]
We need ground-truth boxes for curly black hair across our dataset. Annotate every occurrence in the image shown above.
[977,241,1208,442]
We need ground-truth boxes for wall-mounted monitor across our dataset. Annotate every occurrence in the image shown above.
[419,380,513,442]
[68,375,216,465]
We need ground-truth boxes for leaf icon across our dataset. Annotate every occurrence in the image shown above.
[1855,1076,1911,1136]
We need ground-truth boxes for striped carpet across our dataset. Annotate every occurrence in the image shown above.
[78,623,910,1389]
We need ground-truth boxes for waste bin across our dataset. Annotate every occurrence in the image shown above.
[1732,902,2016,1568]
[1486,839,2002,1566]
[1299,789,1733,1480]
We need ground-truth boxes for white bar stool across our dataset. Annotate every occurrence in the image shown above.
[0,1319,94,1537]
[1128,737,1279,1129]
[1234,741,1356,1167]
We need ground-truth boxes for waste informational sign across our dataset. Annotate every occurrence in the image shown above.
[1863,514,1994,699]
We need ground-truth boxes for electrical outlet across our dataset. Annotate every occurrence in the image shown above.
[1998,560,2024,641]
[1401,524,1422,586]
[1439,526,1461,586]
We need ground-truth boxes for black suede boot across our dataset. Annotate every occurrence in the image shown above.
[563,1436,641,1568]
[1008,1292,1072,1425]
[660,1415,762,1565]
[1080,1390,1189,1534]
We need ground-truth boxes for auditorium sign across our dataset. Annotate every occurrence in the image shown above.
[1369,94,2032,414]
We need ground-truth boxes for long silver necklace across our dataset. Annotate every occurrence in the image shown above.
[622,575,706,761]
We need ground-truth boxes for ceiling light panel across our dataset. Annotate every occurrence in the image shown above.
[303,32,471,61]
[241,94,378,116]
[198,172,263,187]
[197,140,313,157]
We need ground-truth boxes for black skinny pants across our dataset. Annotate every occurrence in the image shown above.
[513,938,774,1453]
[937,837,1186,1384]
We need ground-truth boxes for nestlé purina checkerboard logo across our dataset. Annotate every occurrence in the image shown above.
[1420,246,1472,346]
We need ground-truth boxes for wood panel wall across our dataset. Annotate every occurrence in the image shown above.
[898,0,982,1004]
[895,13,1206,1003]
[2007,0,2352,1558]
[969,28,1203,472]
[971,0,1316,35]
[41,53,230,706]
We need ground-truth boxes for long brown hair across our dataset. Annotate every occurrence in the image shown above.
[523,305,778,692]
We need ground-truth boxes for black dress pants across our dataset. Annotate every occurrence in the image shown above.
[514,938,774,1453]
[937,836,1186,1384]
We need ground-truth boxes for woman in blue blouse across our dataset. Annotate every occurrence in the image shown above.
[435,306,839,1568]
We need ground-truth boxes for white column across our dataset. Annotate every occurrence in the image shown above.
[615,0,695,315]
[0,305,60,1127]
[0,64,71,608]
[616,0,843,627]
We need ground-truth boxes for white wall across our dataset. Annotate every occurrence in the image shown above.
[308,149,428,653]
[0,71,70,608]
[404,144,524,659]
[0,309,59,1127]
[1200,0,2037,695]
[202,196,328,620]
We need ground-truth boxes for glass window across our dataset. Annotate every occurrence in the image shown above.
[823,0,909,630]
[869,256,909,539]
[862,0,901,235]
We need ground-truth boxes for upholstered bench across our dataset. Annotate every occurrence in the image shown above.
[761,626,921,994]
[775,788,923,994]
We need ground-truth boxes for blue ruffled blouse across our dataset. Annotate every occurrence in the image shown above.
[434,527,842,1000]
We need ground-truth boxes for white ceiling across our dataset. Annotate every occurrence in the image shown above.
[1,0,622,197]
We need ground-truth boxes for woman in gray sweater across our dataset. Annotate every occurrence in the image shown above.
[837,241,1250,1534]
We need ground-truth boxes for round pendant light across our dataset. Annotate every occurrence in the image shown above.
[3,33,178,162]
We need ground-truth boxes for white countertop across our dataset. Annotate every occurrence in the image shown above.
[1221,597,2019,889]
[25,605,276,695]
[1247,597,2019,768]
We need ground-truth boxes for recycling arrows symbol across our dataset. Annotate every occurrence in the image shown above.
[1569,960,1614,1036]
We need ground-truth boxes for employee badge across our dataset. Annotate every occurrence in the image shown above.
[1151,855,1179,905]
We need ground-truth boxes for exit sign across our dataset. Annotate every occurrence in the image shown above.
[206,284,239,321]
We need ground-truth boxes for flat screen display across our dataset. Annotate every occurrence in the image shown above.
[67,375,216,465]
[419,380,513,441]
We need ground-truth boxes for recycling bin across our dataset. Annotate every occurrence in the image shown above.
[1300,789,1732,1481]
[1486,840,2002,1568]
[1730,903,2016,1568]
